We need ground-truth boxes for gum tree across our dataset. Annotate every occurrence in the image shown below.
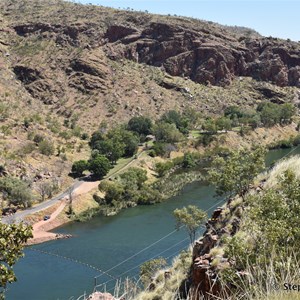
[173,205,207,244]
[208,147,266,200]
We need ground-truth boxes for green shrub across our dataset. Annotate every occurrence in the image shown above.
[20,142,36,155]
[33,134,44,144]
[71,160,89,177]
[88,155,111,178]
[38,140,55,156]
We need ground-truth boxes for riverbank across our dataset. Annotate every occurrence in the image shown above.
[24,124,299,245]
[25,181,101,245]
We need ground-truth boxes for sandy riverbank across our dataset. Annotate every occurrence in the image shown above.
[26,181,101,245]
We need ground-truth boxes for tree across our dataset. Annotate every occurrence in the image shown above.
[279,103,295,125]
[215,117,232,132]
[153,122,184,143]
[89,131,105,149]
[224,106,244,119]
[183,152,196,168]
[119,167,148,190]
[208,147,266,200]
[0,177,33,208]
[182,107,202,129]
[140,257,167,287]
[202,118,217,134]
[0,222,32,297]
[95,139,125,164]
[99,181,124,204]
[107,128,139,157]
[173,205,207,244]
[88,155,111,179]
[71,160,89,177]
[36,181,55,202]
[161,110,189,133]
[128,116,153,136]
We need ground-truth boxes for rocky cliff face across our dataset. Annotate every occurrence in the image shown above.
[185,186,262,300]
[2,0,300,106]
[104,22,300,87]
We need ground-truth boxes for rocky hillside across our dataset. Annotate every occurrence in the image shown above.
[0,0,299,202]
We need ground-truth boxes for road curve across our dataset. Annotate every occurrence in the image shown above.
[1,179,83,224]
[1,147,146,224]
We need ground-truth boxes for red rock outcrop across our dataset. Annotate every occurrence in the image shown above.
[104,22,300,87]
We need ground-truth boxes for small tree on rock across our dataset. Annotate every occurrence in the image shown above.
[173,205,207,244]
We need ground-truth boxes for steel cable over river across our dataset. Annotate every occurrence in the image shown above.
[6,147,300,300]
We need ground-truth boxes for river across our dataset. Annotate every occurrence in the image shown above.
[6,147,300,300]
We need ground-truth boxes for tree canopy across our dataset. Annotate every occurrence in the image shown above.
[0,222,32,297]
[0,177,33,208]
[173,205,207,244]
[128,116,153,136]
[208,147,266,199]
[88,155,111,179]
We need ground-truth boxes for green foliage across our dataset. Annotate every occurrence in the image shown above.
[88,155,111,179]
[257,102,295,127]
[153,122,184,143]
[119,167,147,189]
[215,117,232,131]
[89,131,105,149]
[202,118,217,134]
[99,168,161,206]
[208,147,266,199]
[0,222,32,296]
[224,232,255,270]
[248,170,300,255]
[173,205,207,244]
[221,168,300,291]
[0,177,33,208]
[71,160,89,177]
[197,133,216,147]
[182,152,196,168]
[155,161,174,177]
[99,181,124,204]
[151,142,167,157]
[224,106,245,119]
[89,127,138,163]
[182,107,202,129]
[38,140,55,156]
[128,116,152,136]
[93,139,125,164]
[140,257,167,287]
[33,134,44,144]
[160,110,189,134]
[81,132,89,140]
[19,142,36,155]
[223,103,296,130]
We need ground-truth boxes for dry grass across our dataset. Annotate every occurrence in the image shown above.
[264,154,300,189]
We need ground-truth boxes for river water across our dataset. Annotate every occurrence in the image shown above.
[6,147,300,300]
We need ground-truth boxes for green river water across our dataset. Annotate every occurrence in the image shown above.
[6,147,300,300]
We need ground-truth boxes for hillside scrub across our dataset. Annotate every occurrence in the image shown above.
[215,163,300,299]
[0,176,33,208]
